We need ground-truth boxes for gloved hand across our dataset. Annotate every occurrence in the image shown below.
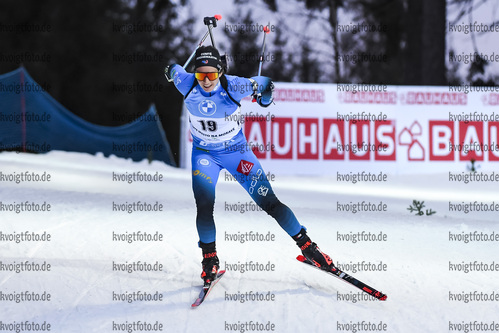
[250,76,274,107]
[257,80,274,107]
[164,64,176,82]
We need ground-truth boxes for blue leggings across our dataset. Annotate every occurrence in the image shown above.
[191,146,303,244]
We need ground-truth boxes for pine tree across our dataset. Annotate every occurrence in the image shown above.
[224,8,260,77]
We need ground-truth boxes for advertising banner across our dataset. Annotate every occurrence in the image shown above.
[181,83,499,175]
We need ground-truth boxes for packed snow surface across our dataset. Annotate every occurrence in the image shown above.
[1,151,498,332]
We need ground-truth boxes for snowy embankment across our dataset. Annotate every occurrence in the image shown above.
[1,151,498,333]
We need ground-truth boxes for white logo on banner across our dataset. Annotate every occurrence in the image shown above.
[398,121,424,161]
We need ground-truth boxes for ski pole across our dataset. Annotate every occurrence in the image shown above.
[257,24,270,76]
[253,24,271,102]
[204,16,219,48]
[183,15,222,69]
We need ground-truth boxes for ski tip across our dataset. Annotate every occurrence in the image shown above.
[191,270,226,308]
[296,255,306,262]
[373,290,387,301]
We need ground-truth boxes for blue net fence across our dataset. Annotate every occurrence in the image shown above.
[0,67,175,166]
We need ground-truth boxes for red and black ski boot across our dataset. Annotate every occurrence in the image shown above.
[292,228,334,271]
[199,241,219,285]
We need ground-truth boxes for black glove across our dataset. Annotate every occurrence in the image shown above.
[250,77,274,107]
[164,64,175,82]
[256,80,274,107]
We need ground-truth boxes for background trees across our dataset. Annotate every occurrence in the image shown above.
[1,0,497,164]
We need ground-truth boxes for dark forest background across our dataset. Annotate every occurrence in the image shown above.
[1,0,497,165]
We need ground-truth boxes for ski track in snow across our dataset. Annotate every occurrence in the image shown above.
[1,151,498,332]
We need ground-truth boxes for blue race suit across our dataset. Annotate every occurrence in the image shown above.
[170,65,303,244]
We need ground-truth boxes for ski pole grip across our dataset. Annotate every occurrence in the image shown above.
[204,16,218,28]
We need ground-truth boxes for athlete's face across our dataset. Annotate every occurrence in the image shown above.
[196,66,220,93]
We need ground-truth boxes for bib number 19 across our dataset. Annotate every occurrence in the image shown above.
[198,120,217,132]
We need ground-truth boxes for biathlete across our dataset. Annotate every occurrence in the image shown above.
[165,46,334,285]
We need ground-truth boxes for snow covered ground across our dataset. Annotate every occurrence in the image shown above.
[1,151,499,333]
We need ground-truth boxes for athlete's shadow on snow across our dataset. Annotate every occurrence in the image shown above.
[15,285,351,331]
[190,277,342,307]
[16,286,203,331]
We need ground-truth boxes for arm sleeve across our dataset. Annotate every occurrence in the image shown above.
[225,75,255,101]
[170,64,196,96]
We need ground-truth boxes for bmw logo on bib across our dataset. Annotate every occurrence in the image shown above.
[199,100,217,116]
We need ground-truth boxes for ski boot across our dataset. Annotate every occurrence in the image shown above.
[199,241,219,285]
[292,228,334,271]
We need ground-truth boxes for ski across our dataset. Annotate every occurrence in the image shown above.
[191,270,226,308]
[297,255,387,301]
